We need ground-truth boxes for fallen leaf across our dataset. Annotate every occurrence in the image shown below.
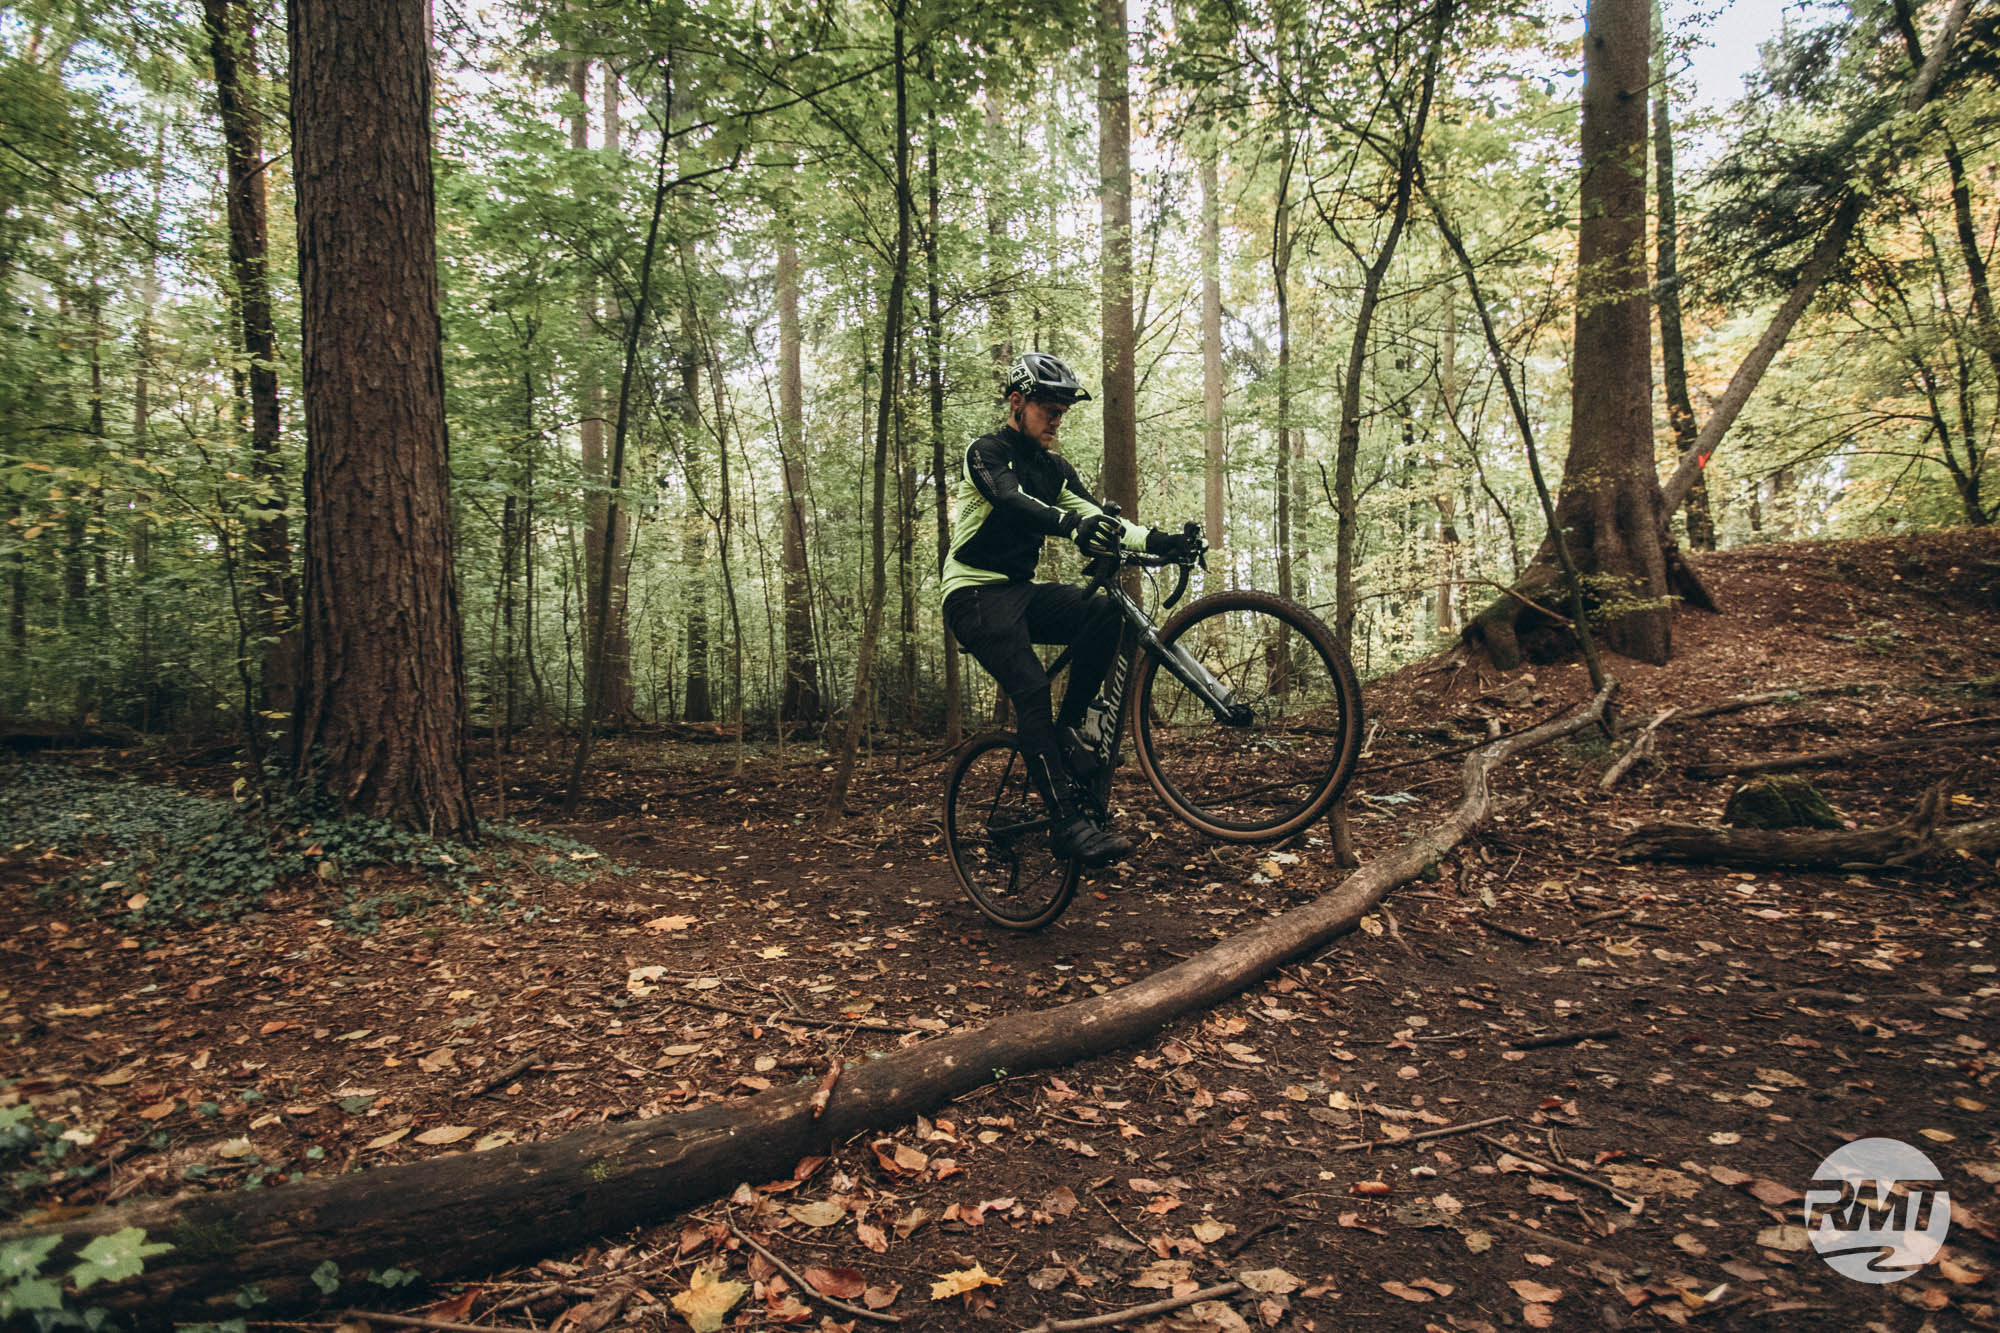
[1238,1268,1301,1295]
[414,1125,475,1145]
[670,1268,747,1333]
[216,1137,256,1159]
[365,1128,410,1150]
[930,1265,1001,1300]
[788,1200,845,1228]
[1380,1280,1434,1303]
[1522,1303,1555,1328]
[1130,1259,1193,1290]
[1756,1225,1811,1252]
[803,1267,866,1300]
[1510,1280,1563,1303]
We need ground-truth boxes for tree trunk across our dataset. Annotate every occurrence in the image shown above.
[207,0,299,724]
[0,684,1611,1328]
[571,59,634,726]
[1656,0,1972,518]
[1200,148,1226,587]
[1650,1,1713,551]
[927,125,962,745]
[1328,6,1444,653]
[775,237,821,729]
[821,1,911,828]
[682,526,713,722]
[288,0,474,837]
[1096,0,1138,514]
[1273,140,1295,611]
[1466,0,1686,670]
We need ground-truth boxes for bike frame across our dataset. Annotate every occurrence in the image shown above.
[1041,550,1250,798]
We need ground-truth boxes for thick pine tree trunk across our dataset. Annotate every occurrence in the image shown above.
[1096,0,1138,514]
[288,0,474,838]
[206,0,299,723]
[1465,0,1694,670]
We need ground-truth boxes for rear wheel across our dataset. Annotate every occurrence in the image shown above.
[1132,591,1362,842]
[944,732,1081,930]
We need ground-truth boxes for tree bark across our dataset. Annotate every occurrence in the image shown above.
[288,0,474,837]
[820,0,912,829]
[1096,0,1138,514]
[1,675,1611,1326]
[206,0,299,723]
[776,236,821,729]
[1683,727,2000,778]
[1622,787,1999,870]
[1466,0,1697,670]
[1650,0,1713,550]
[1200,148,1226,587]
[927,124,962,745]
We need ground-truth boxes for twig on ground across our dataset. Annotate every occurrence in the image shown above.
[810,1056,844,1118]
[342,1312,532,1333]
[1475,1133,1642,1212]
[1089,1189,1148,1248]
[1221,1218,1286,1258]
[466,1050,544,1099]
[726,1220,903,1324]
[1508,1028,1621,1051]
[1021,1280,1247,1333]
[1601,707,1677,790]
[662,995,920,1035]
[1472,916,1549,945]
[1335,1114,1512,1152]
[1379,907,1417,956]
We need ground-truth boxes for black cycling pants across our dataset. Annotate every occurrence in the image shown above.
[944,580,1122,769]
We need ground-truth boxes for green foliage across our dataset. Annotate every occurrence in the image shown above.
[0,1222,169,1329]
[1,1104,97,1217]
[0,762,612,933]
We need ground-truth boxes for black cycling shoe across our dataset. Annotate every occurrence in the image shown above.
[1050,814,1129,867]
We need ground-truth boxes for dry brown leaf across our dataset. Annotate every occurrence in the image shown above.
[414,1124,475,1145]
[1510,1280,1563,1303]
[803,1267,866,1300]
[1238,1268,1301,1295]
[1380,1280,1435,1303]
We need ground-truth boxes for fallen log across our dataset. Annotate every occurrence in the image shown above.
[1620,786,2000,870]
[1684,727,2000,778]
[0,685,1615,1326]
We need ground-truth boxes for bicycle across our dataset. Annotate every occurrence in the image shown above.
[942,514,1363,930]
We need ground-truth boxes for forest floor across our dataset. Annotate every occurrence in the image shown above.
[4,528,2000,1333]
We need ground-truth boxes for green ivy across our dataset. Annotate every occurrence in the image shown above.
[0,761,621,935]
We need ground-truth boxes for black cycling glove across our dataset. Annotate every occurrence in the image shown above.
[1074,513,1123,557]
[1145,527,1200,561]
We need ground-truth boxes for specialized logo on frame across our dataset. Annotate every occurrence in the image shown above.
[1804,1138,1951,1284]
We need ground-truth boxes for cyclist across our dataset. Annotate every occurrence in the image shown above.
[941,352,1198,868]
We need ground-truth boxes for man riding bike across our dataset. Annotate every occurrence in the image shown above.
[941,352,1198,868]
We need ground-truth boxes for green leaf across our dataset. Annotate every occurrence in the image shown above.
[69,1227,173,1291]
[4,1275,65,1312]
[311,1260,341,1295]
[0,1235,61,1281]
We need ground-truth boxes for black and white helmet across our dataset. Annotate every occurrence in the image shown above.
[1005,352,1093,405]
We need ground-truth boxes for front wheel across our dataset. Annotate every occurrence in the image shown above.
[944,732,1081,930]
[1132,591,1362,843]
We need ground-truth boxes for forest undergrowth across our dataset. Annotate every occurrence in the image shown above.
[3,529,1999,1331]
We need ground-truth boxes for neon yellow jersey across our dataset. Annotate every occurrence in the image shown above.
[940,424,1146,606]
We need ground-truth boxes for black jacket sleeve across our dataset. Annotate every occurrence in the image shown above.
[964,434,1079,537]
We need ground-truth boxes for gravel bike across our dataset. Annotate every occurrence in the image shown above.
[943,516,1363,930]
